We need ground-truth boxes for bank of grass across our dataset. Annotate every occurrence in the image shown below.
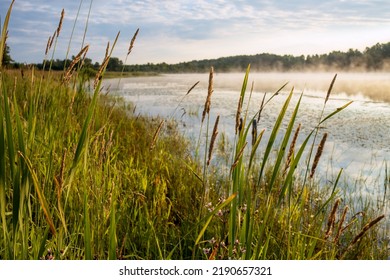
[0,1,388,260]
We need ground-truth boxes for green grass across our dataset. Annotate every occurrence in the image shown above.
[0,0,388,260]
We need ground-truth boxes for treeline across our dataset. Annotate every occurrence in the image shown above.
[6,42,390,73]
[128,42,390,73]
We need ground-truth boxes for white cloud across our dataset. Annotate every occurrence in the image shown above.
[2,0,390,64]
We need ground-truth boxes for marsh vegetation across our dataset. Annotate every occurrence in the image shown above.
[0,1,388,260]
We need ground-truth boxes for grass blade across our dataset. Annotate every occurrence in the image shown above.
[0,0,14,69]
[195,193,237,246]
[18,152,56,236]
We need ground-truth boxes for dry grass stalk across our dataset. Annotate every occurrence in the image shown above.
[63,45,89,83]
[324,198,340,240]
[325,74,337,104]
[341,214,385,258]
[334,205,348,244]
[231,142,247,170]
[349,214,385,247]
[283,123,301,175]
[202,66,214,123]
[207,115,220,166]
[127,28,139,56]
[57,9,65,38]
[257,92,267,123]
[150,120,164,151]
[186,81,200,95]
[310,132,328,179]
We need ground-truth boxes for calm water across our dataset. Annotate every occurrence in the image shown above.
[103,72,390,206]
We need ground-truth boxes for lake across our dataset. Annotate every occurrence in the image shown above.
[103,72,390,207]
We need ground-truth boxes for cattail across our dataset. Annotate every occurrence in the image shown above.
[231,142,247,170]
[238,117,243,134]
[283,123,301,175]
[325,74,337,104]
[63,45,89,83]
[57,9,65,38]
[334,205,349,244]
[202,66,214,123]
[310,132,328,179]
[207,115,220,166]
[324,198,340,240]
[235,94,244,135]
[150,120,164,151]
[127,28,139,56]
[251,119,257,146]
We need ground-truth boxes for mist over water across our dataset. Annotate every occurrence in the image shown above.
[104,72,390,206]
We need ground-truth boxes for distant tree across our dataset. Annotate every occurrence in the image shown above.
[107,57,123,71]
[2,43,13,66]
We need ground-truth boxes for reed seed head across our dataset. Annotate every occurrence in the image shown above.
[127,28,139,56]
[150,120,164,151]
[283,123,301,176]
[325,74,337,104]
[231,142,247,170]
[94,55,110,89]
[334,205,348,244]
[57,9,65,38]
[202,66,214,123]
[207,115,220,166]
[310,132,328,179]
[63,45,89,83]
[341,214,385,258]
[324,198,340,240]
[45,36,51,55]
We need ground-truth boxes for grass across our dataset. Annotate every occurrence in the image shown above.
[0,0,388,260]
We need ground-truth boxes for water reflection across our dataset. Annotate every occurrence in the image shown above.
[103,72,390,208]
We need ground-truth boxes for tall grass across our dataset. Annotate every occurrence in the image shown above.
[0,1,388,260]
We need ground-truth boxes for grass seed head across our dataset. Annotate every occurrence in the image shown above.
[310,132,328,179]
[57,9,65,38]
[202,66,214,123]
[127,28,139,56]
[207,115,220,166]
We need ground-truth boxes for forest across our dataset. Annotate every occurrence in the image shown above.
[5,41,390,73]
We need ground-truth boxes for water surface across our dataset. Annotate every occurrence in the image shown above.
[103,72,390,205]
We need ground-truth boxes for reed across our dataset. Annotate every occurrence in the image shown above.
[0,1,387,260]
[207,115,220,166]
[201,66,214,123]
[310,132,328,179]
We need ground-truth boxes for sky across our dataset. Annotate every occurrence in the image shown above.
[1,0,390,65]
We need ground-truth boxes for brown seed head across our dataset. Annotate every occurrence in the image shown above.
[57,9,65,38]
[207,115,220,166]
[202,66,214,123]
[310,133,328,179]
[127,28,139,56]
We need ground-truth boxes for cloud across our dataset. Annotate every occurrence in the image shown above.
[2,0,390,64]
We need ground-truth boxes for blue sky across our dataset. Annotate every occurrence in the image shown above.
[1,0,390,64]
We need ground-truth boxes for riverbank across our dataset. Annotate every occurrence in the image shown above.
[1,65,388,259]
